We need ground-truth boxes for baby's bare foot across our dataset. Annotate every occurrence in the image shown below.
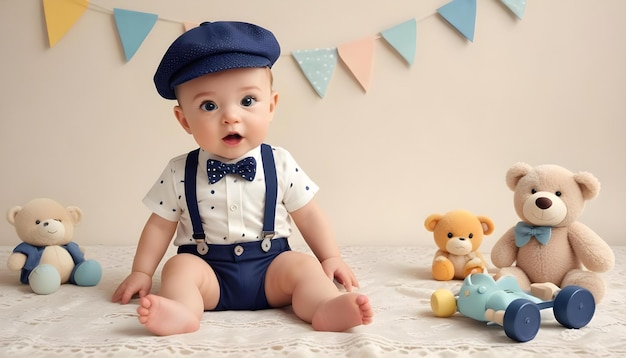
[311,293,373,332]
[137,294,200,336]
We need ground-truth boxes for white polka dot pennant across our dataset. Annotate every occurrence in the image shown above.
[292,48,338,98]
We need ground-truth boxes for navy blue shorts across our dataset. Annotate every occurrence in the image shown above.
[177,238,290,311]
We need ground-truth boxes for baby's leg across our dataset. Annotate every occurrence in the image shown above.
[137,254,220,336]
[265,252,373,332]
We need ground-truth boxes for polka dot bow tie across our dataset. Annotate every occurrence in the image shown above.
[206,157,256,184]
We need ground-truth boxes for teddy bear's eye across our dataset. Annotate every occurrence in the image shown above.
[469,233,474,239]
[531,188,537,194]
[35,220,41,225]
[447,233,453,239]
[555,191,562,197]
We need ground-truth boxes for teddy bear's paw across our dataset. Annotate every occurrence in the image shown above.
[432,260,455,281]
[72,260,103,287]
[562,269,606,303]
[28,264,61,295]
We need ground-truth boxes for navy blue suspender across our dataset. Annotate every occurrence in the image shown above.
[260,143,277,240]
[184,144,277,254]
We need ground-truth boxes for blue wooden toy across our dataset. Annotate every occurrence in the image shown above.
[430,273,595,342]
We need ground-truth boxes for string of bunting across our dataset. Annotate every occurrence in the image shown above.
[42,0,526,98]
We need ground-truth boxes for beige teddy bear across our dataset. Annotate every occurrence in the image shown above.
[491,163,614,302]
[425,210,495,281]
[7,198,102,294]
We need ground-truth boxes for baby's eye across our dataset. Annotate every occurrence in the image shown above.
[200,101,217,111]
[241,96,256,107]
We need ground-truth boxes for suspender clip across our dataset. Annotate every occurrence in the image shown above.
[194,234,209,255]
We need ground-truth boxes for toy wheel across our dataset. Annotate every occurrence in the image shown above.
[503,299,541,342]
[430,289,457,317]
[553,286,595,329]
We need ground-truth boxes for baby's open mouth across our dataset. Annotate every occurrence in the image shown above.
[223,133,243,145]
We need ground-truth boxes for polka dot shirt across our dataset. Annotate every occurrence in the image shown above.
[143,145,318,246]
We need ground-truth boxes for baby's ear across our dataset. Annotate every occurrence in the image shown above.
[424,214,443,232]
[7,206,22,226]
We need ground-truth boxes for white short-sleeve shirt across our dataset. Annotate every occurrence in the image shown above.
[143,145,319,246]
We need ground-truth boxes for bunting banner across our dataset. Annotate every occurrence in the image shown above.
[113,8,158,61]
[337,36,376,92]
[292,48,338,98]
[43,0,89,47]
[437,0,477,42]
[183,22,199,32]
[501,0,526,19]
[39,0,525,98]
[381,19,417,66]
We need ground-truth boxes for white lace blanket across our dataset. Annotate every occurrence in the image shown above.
[1,245,624,357]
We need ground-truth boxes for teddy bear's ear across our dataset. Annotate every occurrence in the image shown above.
[477,215,495,235]
[7,206,22,226]
[424,214,443,232]
[573,171,601,200]
[66,206,83,225]
[505,162,533,191]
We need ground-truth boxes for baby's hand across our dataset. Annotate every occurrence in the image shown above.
[321,257,359,292]
[111,271,152,304]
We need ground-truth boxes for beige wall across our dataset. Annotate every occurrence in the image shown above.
[1,0,625,251]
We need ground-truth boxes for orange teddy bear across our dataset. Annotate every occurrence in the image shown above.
[425,210,495,281]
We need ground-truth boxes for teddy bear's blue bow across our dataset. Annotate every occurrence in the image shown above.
[514,221,552,247]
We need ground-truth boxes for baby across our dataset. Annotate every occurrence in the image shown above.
[111,21,373,336]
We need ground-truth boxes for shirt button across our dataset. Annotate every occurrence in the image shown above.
[230,204,238,211]
[234,245,244,256]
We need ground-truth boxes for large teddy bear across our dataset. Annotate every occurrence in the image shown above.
[491,163,614,302]
[7,198,102,294]
[425,210,495,281]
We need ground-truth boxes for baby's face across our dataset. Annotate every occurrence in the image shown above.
[174,67,278,160]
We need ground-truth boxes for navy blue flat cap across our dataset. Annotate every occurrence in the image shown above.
[154,21,281,99]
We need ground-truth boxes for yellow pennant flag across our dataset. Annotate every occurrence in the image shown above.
[43,0,89,47]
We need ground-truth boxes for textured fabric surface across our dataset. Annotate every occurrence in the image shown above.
[1,245,624,357]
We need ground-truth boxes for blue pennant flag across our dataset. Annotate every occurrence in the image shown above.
[501,0,526,20]
[381,19,417,66]
[292,48,338,98]
[113,8,158,61]
[437,0,477,42]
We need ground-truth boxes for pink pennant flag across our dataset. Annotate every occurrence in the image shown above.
[337,35,376,92]
[42,0,89,47]
[183,22,199,32]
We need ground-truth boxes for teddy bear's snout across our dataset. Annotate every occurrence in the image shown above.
[535,197,552,210]
[37,219,66,238]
